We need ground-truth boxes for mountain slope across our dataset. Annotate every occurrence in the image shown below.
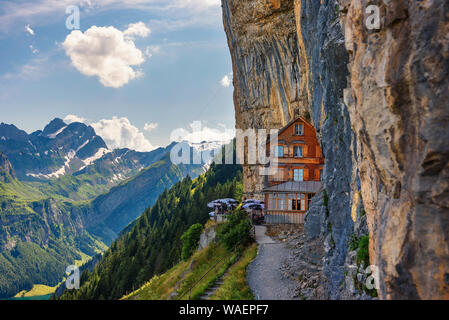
[0,118,226,298]
[0,119,108,180]
[0,152,107,297]
[84,153,205,241]
[23,144,176,202]
[58,162,243,300]
[0,152,15,182]
[0,148,202,298]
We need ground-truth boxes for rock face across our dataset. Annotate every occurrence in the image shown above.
[0,152,15,181]
[222,0,307,198]
[0,119,108,180]
[222,0,449,299]
[198,225,217,251]
[339,0,449,299]
[223,0,361,299]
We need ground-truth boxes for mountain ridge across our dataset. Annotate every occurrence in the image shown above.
[0,119,221,298]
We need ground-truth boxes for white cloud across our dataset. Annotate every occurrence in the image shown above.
[63,115,156,151]
[123,22,151,39]
[170,0,220,10]
[170,121,235,144]
[25,24,35,35]
[144,45,160,58]
[144,122,158,132]
[91,116,156,151]
[220,72,233,88]
[29,45,39,54]
[64,114,88,124]
[1,1,222,35]
[62,25,146,88]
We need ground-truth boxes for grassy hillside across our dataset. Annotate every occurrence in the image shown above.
[210,243,257,300]
[14,284,56,298]
[122,241,257,300]
[57,162,243,300]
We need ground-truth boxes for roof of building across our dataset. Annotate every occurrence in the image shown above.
[267,116,314,143]
[263,181,323,193]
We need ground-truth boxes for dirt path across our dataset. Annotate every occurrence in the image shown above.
[246,225,300,300]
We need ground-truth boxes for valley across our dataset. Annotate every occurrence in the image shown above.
[0,118,211,298]
[57,161,243,300]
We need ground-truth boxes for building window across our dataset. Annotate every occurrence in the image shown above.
[295,124,304,136]
[293,169,304,182]
[288,194,306,211]
[294,146,303,158]
[278,197,285,210]
[275,145,284,158]
[268,193,285,210]
[269,194,276,210]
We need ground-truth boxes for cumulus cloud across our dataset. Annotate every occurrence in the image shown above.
[62,25,147,88]
[144,122,158,132]
[170,121,235,144]
[64,114,88,124]
[25,24,34,35]
[63,115,156,152]
[92,117,155,151]
[123,22,151,39]
[220,72,233,88]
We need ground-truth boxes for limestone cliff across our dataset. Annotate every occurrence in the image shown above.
[339,0,449,299]
[222,0,307,198]
[222,0,449,299]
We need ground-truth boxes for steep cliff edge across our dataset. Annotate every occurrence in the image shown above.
[223,0,448,299]
[222,0,307,197]
[339,0,449,299]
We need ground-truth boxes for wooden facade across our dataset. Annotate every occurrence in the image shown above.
[264,117,325,223]
[266,117,324,186]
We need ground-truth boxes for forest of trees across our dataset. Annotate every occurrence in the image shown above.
[57,162,243,300]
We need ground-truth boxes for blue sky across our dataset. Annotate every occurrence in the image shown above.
[0,0,235,150]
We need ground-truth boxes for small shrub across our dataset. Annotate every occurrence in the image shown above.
[356,235,370,267]
[348,234,359,251]
[217,210,252,250]
[181,224,204,261]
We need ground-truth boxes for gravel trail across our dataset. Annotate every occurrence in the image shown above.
[246,226,299,300]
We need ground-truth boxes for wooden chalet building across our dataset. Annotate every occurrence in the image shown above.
[263,117,325,224]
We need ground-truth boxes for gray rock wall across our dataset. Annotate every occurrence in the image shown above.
[223,0,369,299]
